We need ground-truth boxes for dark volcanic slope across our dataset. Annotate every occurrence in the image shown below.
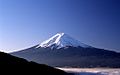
[0,51,70,75]
[11,46,120,68]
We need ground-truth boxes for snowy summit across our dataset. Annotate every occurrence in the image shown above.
[36,33,91,49]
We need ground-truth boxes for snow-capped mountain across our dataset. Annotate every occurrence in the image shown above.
[11,33,120,68]
[36,33,91,49]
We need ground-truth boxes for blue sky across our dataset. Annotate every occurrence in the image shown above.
[0,0,120,52]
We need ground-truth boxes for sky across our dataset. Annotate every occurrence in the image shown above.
[0,0,120,53]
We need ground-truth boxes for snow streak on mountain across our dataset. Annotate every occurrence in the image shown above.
[36,33,91,49]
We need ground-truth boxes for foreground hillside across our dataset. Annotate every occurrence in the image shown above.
[0,51,71,75]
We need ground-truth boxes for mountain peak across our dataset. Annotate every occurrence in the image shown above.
[57,32,65,36]
[36,33,91,49]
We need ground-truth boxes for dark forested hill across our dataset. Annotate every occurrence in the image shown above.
[0,51,71,75]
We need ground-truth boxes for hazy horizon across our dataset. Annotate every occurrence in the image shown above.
[0,0,120,52]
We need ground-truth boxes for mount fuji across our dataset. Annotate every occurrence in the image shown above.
[11,33,120,68]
